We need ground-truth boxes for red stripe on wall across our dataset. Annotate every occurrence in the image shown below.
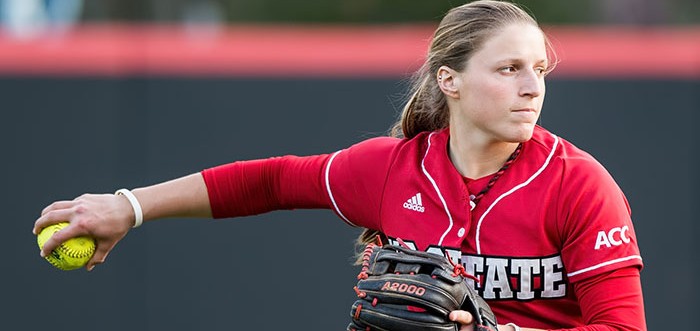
[544,26,700,79]
[0,24,697,78]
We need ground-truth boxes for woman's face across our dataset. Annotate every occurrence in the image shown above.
[448,23,548,144]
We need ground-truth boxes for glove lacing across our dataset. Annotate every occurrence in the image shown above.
[445,250,479,282]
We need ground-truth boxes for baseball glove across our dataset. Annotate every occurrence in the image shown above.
[347,239,497,331]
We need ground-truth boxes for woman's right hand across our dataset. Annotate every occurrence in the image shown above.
[33,193,136,271]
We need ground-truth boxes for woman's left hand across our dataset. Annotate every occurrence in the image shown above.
[449,310,474,330]
[451,311,522,331]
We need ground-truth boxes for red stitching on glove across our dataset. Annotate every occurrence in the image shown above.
[357,244,376,280]
[354,286,367,298]
[445,251,479,282]
[354,303,363,320]
[395,237,411,249]
[407,305,427,313]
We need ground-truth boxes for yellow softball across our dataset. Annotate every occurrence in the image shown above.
[37,222,95,271]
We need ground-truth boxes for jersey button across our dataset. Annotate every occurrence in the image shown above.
[457,227,465,237]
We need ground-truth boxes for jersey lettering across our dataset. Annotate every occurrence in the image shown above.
[386,238,567,301]
[540,256,566,298]
[464,254,567,300]
[594,225,631,250]
[510,259,540,300]
[483,257,514,299]
[387,238,461,265]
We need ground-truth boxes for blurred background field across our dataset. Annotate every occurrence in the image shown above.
[1,0,698,39]
[0,1,697,330]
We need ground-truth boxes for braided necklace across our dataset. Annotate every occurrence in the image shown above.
[468,143,523,211]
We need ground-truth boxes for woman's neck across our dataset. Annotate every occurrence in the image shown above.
[448,130,520,179]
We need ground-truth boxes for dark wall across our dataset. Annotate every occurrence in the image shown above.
[2,76,697,330]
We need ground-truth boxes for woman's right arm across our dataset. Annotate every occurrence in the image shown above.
[33,172,210,271]
[33,137,397,271]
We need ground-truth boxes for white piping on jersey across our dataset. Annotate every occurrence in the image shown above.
[325,150,357,227]
[567,255,643,278]
[422,132,455,246]
[476,134,561,255]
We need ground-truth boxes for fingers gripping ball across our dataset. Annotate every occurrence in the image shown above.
[37,222,95,271]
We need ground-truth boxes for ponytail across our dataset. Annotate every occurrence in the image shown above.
[391,64,449,139]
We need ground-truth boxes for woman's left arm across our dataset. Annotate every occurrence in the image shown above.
[452,267,646,331]
[553,266,647,331]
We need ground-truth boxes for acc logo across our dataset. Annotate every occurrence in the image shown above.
[594,225,631,250]
[381,282,426,296]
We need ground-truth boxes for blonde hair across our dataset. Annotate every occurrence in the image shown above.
[357,0,553,256]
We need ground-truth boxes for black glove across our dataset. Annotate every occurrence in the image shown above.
[348,241,498,331]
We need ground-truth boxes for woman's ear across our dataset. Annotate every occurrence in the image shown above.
[437,66,459,99]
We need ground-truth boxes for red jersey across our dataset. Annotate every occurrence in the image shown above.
[202,125,644,330]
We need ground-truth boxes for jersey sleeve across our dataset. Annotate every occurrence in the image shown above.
[201,154,332,218]
[323,136,399,229]
[200,136,399,229]
[549,267,647,331]
[557,155,643,284]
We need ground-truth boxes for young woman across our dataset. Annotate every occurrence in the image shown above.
[34,1,646,330]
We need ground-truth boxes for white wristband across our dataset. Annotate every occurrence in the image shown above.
[506,323,521,331]
[115,188,143,228]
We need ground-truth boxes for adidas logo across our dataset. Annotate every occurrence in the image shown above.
[403,193,425,213]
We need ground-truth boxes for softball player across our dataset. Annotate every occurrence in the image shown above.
[34,1,646,330]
